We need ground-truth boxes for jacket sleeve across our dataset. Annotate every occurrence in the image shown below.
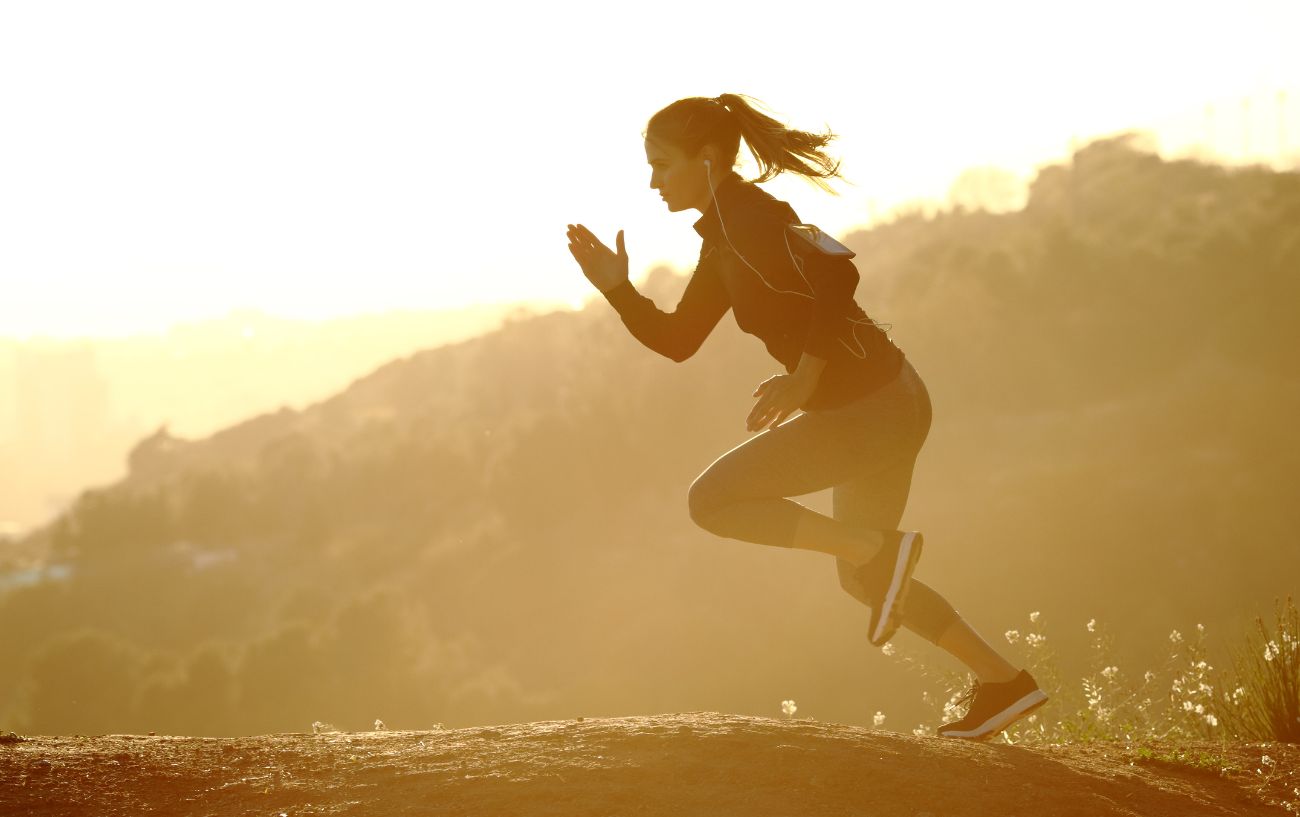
[599,244,731,362]
[720,200,859,362]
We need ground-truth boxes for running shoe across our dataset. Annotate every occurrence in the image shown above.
[936,669,1049,740]
[854,530,924,646]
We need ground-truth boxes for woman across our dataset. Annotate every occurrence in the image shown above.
[564,93,1047,740]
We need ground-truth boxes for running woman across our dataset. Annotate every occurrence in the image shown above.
[565,93,1047,740]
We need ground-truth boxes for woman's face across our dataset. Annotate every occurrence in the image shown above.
[645,135,711,214]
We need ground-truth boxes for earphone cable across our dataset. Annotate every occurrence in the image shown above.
[705,166,892,360]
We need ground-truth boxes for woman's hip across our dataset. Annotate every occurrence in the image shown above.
[805,356,932,453]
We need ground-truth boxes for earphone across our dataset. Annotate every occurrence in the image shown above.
[702,157,891,359]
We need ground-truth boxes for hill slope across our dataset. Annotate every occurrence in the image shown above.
[2,714,1295,816]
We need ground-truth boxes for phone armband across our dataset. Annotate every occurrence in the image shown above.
[787,223,855,258]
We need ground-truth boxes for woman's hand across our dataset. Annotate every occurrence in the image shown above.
[566,223,629,294]
[747,371,818,432]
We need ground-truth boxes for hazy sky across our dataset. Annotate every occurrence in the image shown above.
[2,0,1296,339]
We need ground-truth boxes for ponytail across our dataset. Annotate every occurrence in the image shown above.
[644,93,844,194]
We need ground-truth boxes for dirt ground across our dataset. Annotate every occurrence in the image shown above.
[2,712,1296,816]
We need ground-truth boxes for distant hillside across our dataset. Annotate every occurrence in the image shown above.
[0,299,557,537]
[0,133,1296,738]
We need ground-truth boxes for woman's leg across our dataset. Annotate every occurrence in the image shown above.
[830,461,1018,682]
[686,397,918,567]
[933,619,1020,683]
[829,366,1020,682]
[688,359,933,563]
[688,361,1022,682]
[830,455,958,645]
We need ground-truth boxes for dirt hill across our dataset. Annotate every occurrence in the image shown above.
[2,712,1295,816]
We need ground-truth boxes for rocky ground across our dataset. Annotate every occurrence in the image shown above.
[2,712,1296,816]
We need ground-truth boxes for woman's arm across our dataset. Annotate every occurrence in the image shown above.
[601,244,732,362]
[793,350,828,384]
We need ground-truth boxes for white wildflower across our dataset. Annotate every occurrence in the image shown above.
[374,719,386,731]
[1265,641,1280,662]
[873,711,886,727]
[782,699,797,717]
[1183,700,1194,712]
[1170,629,1183,644]
[1030,611,1041,624]
[1195,703,1204,715]
[1086,618,1096,633]
[1101,666,1119,680]
[1196,622,1204,634]
[1005,629,1021,644]
[1263,754,1275,766]
[881,642,896,657]
[1205,713,1218,727]
[1144,670,1156,684]
[1026,632,1046,647]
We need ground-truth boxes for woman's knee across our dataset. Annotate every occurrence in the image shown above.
[687,473,727,531]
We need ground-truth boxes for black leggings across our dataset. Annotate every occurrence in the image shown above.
[687,357,960,646]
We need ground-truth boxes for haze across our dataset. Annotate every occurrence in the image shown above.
[2,0,1297,338]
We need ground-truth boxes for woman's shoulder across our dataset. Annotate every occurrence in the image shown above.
[721,182,801,255]
[695,174,800,258]
[717,180,795,240]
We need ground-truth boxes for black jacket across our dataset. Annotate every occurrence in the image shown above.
[601,170,905,411]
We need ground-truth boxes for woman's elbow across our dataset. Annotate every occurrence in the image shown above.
[666,342,704,363]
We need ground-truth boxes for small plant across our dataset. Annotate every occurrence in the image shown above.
[880,600,1298,747]
[1246,750,1300,815]
[1214,596,1300,743]
[311,721,338,735]
[877,602,1299,812]
[781,699,797,719]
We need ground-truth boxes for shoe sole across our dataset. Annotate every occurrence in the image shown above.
[937,689,1050,740]
[868,531,923,645]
